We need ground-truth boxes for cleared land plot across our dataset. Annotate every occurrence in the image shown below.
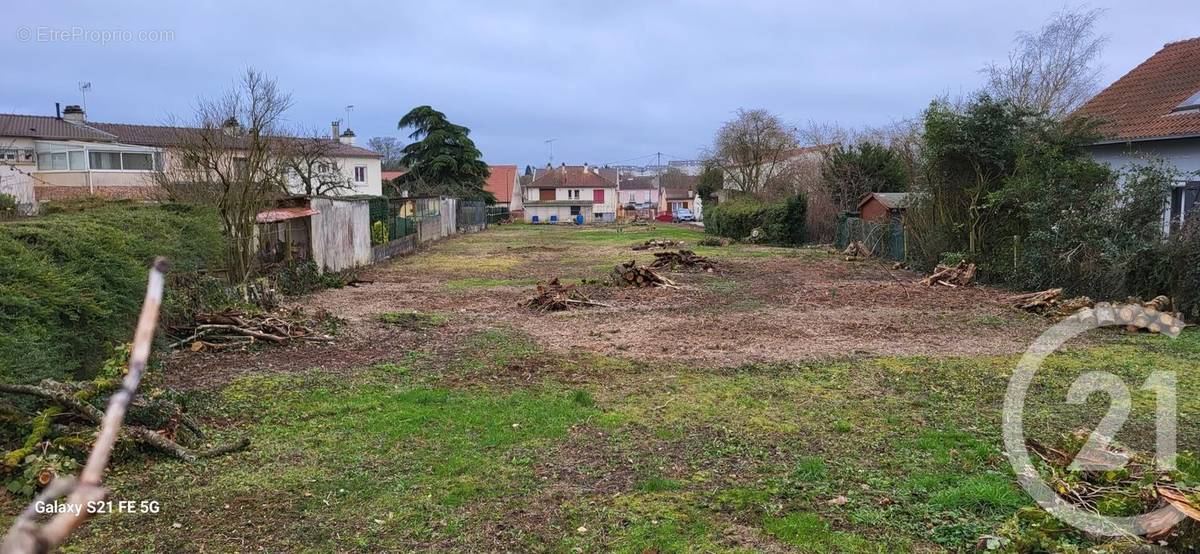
[8,223,1197,552]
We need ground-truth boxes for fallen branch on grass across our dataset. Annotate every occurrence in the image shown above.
[920,261,976,287]
[168,308,336,350]
[648,250,716,272]
[521,278,611,312]
[1,258,248,554]
[631,239,684,251]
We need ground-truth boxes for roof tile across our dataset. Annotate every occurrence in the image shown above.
[1076,37,1200,142]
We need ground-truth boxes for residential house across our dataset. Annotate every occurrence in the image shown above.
[715,144,831,202]
[659,171,699,214]
[0,105,383,207]
[617,175,659,219]
[522,163,617,223]
[1076,37,1200,230]
[484,164,522,213]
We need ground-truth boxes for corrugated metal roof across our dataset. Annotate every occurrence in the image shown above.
[256,207,319,223]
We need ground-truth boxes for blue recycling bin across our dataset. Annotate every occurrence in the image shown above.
[575,215,584,225]
[550,215,558,223]
[531,215,539,223]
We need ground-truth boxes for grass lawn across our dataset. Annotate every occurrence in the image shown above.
[6,223,1198,552]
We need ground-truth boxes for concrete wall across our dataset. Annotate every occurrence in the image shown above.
[309,197,372,272]
[371,234,418,263]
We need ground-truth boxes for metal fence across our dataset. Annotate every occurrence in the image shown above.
[368,197,418,243]
[457,200,487,231]
[486,206,510,224]
[836,212,906,261]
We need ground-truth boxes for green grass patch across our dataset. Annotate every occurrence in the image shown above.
[377,310,447,330]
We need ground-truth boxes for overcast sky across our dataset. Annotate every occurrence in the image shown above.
[4,1,1198,167]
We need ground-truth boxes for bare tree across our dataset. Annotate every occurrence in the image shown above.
[707,109,799,197]
[281,131,353,196]
[367,136,404,170]
[154,69,293,283]
[984,7,1107,117]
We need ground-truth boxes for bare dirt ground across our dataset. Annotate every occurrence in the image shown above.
[162,224,1048,389]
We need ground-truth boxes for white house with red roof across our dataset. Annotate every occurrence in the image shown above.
[1077,37,1200,229]
[522,163,617,223]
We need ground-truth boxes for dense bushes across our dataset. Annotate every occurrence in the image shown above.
[0,202,223,384]
[705,194,807,245]
[907,95,1187,310]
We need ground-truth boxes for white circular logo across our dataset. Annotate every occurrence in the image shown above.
[1004,302,1184,536]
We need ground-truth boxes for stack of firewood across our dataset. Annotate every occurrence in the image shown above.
[168,308,335,350]
[610,260,677,288]
[649,250,717,272]
[920,261,977,287]
[521,278,610,311]
[632,239,684,251]
[1012,290,1186,333]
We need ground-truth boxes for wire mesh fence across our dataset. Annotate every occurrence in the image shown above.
[836,212,907,261]
[457,200,487,231]
[368,197,418,243]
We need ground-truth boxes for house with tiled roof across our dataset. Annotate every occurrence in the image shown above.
[484,164,522,213]
[0,105,382,208]
[522,163,617,223]
[1076,37,1200,228]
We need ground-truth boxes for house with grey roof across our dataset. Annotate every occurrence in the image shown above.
[0,105,382,210]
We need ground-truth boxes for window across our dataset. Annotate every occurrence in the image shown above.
[354,166,366,183]
[1170,182,1200,227]
[233,157,249,179]
[568,189,580,200]
[86,150,154,171]
[1173,90,1200,113]
[570,205,581,216]
[0,148,29,163]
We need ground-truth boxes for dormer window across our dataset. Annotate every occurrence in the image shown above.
[1173,90,1200,113]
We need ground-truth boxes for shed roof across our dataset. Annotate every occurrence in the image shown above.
[858,192,912,210]
[256,206,319,223]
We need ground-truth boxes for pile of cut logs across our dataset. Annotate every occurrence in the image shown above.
[521,278,609,311]
[649,250,717,272]
[1012,289,1185,333]
[920,261,977,287]
[168,308,335,350]
[842,241,872,260]
[610,260,677,288]
[632,239,684,251]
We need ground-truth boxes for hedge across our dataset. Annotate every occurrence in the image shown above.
[704,194,807,246]
[0,202,223,384]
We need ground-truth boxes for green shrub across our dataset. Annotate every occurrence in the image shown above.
[0,194,17,216]
[705,194,806,245]
[371,220,388,245]
[0,203,223,384]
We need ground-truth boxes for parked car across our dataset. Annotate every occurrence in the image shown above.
[671,208,695,223]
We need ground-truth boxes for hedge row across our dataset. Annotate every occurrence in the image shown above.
[704,194,807,246]
[0,202,223,384]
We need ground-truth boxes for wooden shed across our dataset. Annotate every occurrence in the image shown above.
[857,192,911,222]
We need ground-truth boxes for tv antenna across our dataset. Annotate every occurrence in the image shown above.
[78,82,92,113]
[344,105,354,131]
[544,138,556,166]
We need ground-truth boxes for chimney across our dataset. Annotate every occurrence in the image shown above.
[55,103,61,119]
[331,121,341,140]
[221,116,241,136]
[583,162,589,172]
[339,128,356,146]
[62,105,85,124]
